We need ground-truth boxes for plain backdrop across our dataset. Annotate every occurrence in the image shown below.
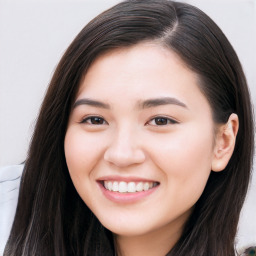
[0,0,255,251]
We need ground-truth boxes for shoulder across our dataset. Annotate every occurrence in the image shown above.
[0,164,24,255]
[0,164,23,181]
[0,164,23,204]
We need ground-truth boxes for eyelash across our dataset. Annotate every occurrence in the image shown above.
[80,115,178,126]
[146,116,178,126]
[80,116,108,125]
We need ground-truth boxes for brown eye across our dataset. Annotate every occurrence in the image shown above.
[147,116,178,126]
[81,116,107,125]
[155,117,168,125]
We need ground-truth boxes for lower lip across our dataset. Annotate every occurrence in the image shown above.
[98,182,159,203]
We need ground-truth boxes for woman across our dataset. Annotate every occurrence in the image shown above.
[4,0,254,255]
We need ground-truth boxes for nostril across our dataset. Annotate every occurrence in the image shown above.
[104,147,145,167]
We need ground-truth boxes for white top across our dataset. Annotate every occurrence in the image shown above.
[0,165,23,256]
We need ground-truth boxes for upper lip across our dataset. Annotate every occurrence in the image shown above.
[97,175,159,183]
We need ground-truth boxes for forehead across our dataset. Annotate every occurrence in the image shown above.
[79,43,193,90]
[76,42,211,114]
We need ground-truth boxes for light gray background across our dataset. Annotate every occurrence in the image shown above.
[0,0,255,251]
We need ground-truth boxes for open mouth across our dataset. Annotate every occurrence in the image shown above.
[102,181,159,193]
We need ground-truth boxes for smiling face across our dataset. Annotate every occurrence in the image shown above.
[64,43,216,243]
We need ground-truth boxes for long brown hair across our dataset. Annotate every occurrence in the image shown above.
[4,1,254,255]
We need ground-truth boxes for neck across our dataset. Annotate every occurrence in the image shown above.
[114,212,189,256]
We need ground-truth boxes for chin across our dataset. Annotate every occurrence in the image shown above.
[108,226,150,237]
[98,217,149,236]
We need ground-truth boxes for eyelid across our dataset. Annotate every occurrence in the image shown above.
[79,115,178,126]
[80,115,108,125]
[146,115,179,126]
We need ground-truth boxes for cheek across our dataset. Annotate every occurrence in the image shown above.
[64,128,107,210]
[148,126,213,199]
[64,128,104,179]
[151,128,213,168]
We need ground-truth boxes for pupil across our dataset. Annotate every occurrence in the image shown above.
[155,118,167,125]
[92,117,103,124]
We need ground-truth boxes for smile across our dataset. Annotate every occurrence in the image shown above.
[103,181,159,193]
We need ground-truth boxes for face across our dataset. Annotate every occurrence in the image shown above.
[64,43,216,239]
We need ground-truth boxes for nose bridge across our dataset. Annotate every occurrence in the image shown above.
[104,123,145,167]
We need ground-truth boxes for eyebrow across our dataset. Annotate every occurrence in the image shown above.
[73,98,110,109]
[73,96,188,110]
[139,97,188,109]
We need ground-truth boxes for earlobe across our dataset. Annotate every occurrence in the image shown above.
[211,113,239,172]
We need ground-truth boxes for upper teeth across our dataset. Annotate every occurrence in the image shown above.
[104,181,157,193]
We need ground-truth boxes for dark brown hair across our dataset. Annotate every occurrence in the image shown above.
[4,0,254,255]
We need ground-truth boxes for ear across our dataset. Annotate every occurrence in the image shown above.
[211,113,239,172]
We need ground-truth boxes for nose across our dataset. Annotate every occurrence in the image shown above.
[104,128,146,168]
